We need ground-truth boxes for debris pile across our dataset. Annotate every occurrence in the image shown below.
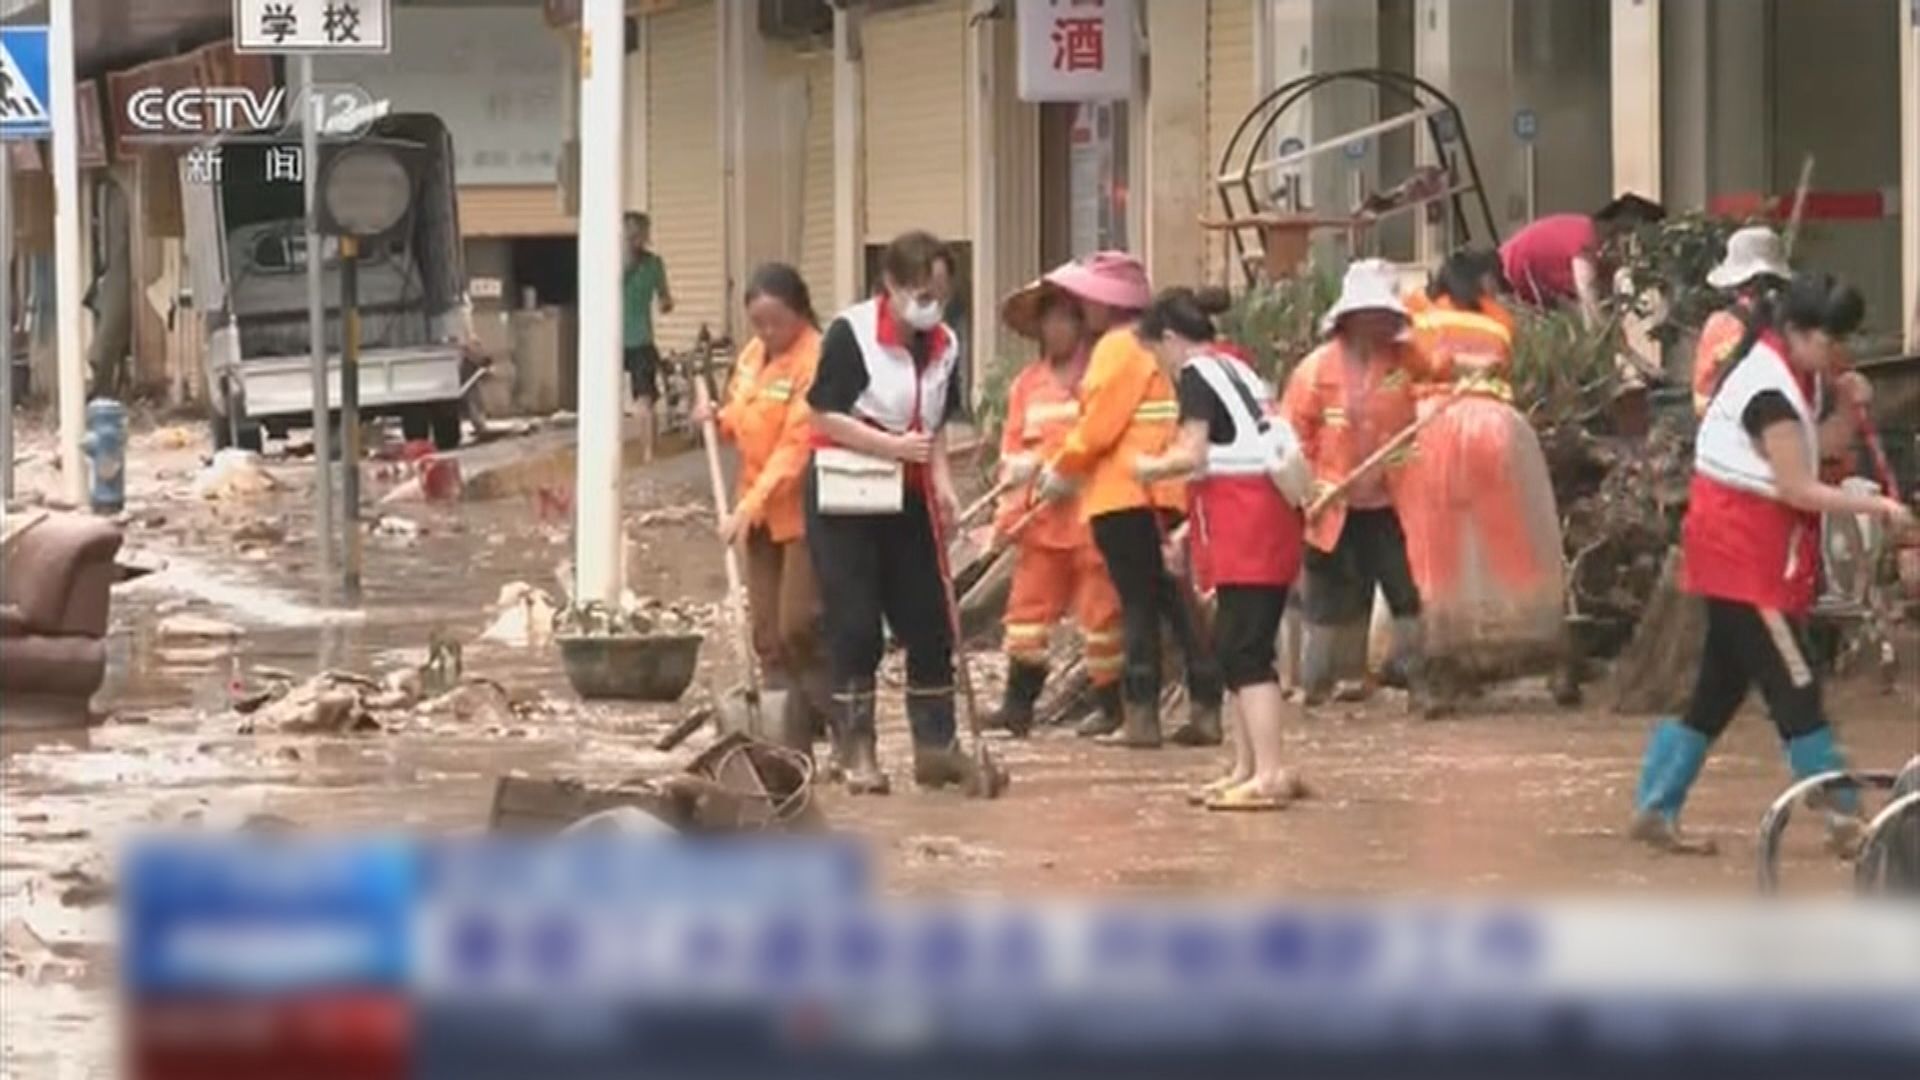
[192,449,282,500]
[479,581,561,647]
[231,662,555,736]
[556,595,716,637]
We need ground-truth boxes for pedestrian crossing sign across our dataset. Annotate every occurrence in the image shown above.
[0,27,51,141]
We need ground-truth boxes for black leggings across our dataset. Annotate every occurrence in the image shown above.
[1090,507,1223,708]
[1301,507,1421,625]
[1213,585,1289,691]
[1682,599,1827,741]
[804,473,953,694]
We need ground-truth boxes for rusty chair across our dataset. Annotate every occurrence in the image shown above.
[1,512,124,728]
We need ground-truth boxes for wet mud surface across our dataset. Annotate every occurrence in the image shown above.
[3,422,1916,1077]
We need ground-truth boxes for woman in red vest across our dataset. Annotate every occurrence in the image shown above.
[1133,288,1311,811]
[1632,274,1912,854]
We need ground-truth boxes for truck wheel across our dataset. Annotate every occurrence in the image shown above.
[209,416,264,453]
[430,404,463,451]
[400,409,432,443]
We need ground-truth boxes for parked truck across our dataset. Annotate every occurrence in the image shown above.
[184,113,476,451]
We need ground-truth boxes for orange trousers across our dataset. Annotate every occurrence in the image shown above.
[1003,542,1124,687]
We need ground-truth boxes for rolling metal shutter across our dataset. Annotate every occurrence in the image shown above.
[646,0,724,349]
[862,0,969,243]
[459,186,576,239]
[1206,0,1256,285]
[798,52,837,304]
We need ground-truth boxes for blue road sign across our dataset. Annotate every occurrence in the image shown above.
[1343,137,1368,161]
[0,27,51,141]
[1513,107,1539,144]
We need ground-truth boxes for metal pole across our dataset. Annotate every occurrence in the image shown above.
[1523,142,1537,223]
[49,0,84,507]
[574,0,626,606]
[1,144,13,505]
[301,55,335,602]
[340,235,361,602]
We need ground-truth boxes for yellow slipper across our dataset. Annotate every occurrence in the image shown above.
[1204,784,1294,812]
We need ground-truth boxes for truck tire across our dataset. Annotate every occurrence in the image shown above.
[210,415,264,453]
[400,408,432,443]
[430,403,463,451]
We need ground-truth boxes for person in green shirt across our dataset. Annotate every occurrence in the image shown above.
[623,211,674,463]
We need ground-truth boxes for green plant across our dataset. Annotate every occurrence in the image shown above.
[1215,267,1342,383]
[1614,211,1744,348]
[1508,304,1626,425]
[968,339,1029,478]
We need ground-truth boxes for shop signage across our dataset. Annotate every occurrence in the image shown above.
[236,0,391,55]
[1016,0,1136,103]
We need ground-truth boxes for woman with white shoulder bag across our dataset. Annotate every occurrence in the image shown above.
[804,230,987,797]
[1132,288,1312,812]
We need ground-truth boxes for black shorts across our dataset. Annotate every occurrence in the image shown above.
[1213,584,1289,690]
[624,344,661,400]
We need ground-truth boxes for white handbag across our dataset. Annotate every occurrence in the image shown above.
[813,446,905,515]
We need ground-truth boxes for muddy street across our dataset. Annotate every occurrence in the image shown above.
[2,424,1916,1078]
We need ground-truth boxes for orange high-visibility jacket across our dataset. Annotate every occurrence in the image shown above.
[1281,337,1424,553]
[1049,326,1186,520]
[717,325,822,543]
[1692,305,1749,416]
[998,358,1094,550]
[1407,293,1515,397]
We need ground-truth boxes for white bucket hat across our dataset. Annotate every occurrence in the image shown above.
[1320,258,1410,335]
[1706,225,1790,290]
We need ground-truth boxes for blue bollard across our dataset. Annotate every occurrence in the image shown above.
[82,397,127,514]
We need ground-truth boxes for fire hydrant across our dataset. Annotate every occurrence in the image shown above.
[82,397,126,514]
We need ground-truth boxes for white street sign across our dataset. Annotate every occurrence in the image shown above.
[1016,0,1136,103]
[236,0,391,55]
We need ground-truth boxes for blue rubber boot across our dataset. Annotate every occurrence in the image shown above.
[1784,727,1864,855]
[1629,719,1718,855]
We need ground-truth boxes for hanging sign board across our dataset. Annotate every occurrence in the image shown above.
[1016,0,1136,103]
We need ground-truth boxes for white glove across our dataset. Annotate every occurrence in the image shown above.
[1036,467,1078,504]
[1000,453,1041,486]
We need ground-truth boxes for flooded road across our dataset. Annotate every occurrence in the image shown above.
[3,429,1916,1078]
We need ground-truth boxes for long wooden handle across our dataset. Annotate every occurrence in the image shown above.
[691,340,760,702]
[1305,392,1462,520]
[956,473,1017,529]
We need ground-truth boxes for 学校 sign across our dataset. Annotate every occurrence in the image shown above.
[235,0,391,54]
[1016,0,1136,103]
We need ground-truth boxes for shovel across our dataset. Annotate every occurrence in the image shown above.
[687,326,792,744]
[925,475,1009,799]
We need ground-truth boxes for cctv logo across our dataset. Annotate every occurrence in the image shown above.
[126,87,287,136]
[123,84,377,143]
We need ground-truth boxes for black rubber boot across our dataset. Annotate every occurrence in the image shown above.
[907,690,999,792]
[1168,695,1223,747]
[1076,682,1125,738]
[831,687,889,796]
[991,661,1048,738]
[1103,695,1163,749]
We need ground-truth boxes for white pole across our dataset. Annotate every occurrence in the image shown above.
[1,144,12,505]
[301,56,335,602]
[574,0,626,606]
[49,0,84,507]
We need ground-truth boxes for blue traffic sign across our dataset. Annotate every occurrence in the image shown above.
[1513,107,1539,144]
[1343,137,1368,161]
[0,27,51,140]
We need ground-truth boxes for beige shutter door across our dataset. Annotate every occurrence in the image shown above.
[862,0,968,243]
[647,0,724,350]
[459,186,577,237]
[1205,0,1256,285]
[798,52,837,305]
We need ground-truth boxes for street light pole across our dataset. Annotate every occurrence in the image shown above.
[301,55,336,602]
[49,0,84,507]
[574,0,626,606]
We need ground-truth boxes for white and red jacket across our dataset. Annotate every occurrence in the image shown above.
[820,296,959,440]
[1682,332,1822,613]
[1184,351,1304,591]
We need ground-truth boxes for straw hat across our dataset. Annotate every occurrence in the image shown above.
[1001,251,1152,339]
[1706,225,1790,290]
[1320,259,1410,335]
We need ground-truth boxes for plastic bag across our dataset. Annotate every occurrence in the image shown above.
[1397,393,1565,678]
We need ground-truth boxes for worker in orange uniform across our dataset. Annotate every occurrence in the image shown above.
[1400,250,1564,706]
[1693,226,1791,416]
[1283,260,1429,708]
[989,274,1126,736]
[701,263,830,753]
[1037,253,1225,749]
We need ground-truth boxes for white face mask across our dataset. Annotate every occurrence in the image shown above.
[895,292,944,332]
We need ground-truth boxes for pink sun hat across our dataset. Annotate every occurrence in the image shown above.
[1001,251,1153,339]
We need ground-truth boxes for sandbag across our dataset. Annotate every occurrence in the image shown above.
[1398,394,1565,679]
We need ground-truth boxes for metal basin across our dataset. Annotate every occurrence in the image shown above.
[556,633,703,702]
